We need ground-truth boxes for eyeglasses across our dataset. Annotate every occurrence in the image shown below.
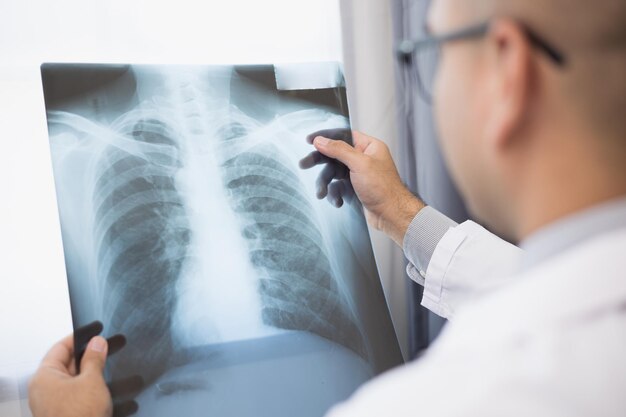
[396,21,567,104]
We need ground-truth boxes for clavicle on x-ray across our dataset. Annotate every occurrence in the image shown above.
[41,63,403,417]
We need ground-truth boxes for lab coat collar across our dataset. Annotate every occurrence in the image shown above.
[520,196,626,271]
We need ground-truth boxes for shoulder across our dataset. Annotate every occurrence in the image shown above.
[328,309,626,417]
[327,229,626,417]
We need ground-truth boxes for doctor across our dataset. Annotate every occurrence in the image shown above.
[28,0,626,416]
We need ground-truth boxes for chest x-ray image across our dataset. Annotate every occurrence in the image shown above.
[41,63,403,417]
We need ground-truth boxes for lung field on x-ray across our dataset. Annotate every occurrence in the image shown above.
[219,123,366,358]
[44,64,373,392]
[93,116,192,383]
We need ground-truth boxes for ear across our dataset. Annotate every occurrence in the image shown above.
[483,18,534,150]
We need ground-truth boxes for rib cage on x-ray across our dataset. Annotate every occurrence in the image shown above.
[55,84,367,386]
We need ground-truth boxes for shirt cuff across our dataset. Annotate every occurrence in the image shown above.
[402,206,458,283]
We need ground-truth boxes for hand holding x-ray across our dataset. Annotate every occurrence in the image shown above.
[300,130,422,241]
[29,321,142,417]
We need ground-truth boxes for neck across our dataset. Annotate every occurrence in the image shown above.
[515,138,626,240]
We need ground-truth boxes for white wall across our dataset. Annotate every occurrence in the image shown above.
[0,0,343,66]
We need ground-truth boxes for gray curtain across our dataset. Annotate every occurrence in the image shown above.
[390,0,470,357]
[340,0,414,359]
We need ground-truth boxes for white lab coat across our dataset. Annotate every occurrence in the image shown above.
[327,222,626,417]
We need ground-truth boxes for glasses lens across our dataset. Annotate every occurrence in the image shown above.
[414,42,440,102]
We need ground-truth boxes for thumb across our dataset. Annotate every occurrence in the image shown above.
[80,336,108,376]
[313,136,363,169]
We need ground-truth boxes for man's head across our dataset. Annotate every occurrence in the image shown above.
[428,0,626,240]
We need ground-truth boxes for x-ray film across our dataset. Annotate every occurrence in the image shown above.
[41,63,403,417]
